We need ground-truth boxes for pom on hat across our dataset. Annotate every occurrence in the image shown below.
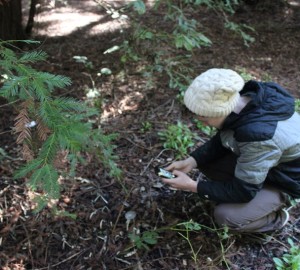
[184,68,245,117]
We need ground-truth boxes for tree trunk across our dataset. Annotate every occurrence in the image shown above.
[0,0,25,40]
[25,0,38,36]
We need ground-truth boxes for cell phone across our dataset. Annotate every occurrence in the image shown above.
[155,167,175,179]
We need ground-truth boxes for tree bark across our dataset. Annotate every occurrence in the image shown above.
[0,0,25,40]
[25,0,38,35]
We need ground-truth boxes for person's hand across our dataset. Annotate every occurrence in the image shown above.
[165,156,197,174]
[161,170,197,192]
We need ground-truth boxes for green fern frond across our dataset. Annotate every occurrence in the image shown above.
[42,164,60,198]
[52,97,89,112]
[0,47,38,76]
[90,130,122,179]
[57,123,90,152]
[39,99,95,128]
[0,46,17,60]
[0,39,40,46]
[57,134,82,153]
[68,107,99,121]
[32,195,49,213]
[19,51,48,63]
[39,101,62,128]
[39,133,59,164]
[38,72,72,91]
[29,76,50,101]
[0,75,28,98]
[29,166,44,190]
[68,153,79,177]
[14,64,37,76]
[29,164,60,199]
[14,159,43,179]
[0,51,17,75]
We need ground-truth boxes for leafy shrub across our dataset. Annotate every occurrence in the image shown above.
[103,0,255,103]
[0,40,121,207]
[158,121,196,158]
[129,230,159,250]
[194,119,216,137]
[273,238,300,270]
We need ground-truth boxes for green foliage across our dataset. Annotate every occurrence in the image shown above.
[120,40,140,63]
[195,119,216,137]
[73,55,94,69]
[0,41,121,207]
[295,99,300,113]
[128,219,232,265]
[170,219,231,267]
[131,0,146,15]
[225,21,255,47]
[235,67,254,81]
[0,148,7,161]
[167,5,212,51]
[140,121,152,133]
[88,130,122,179]
[273,238,300,270]
[171,220,202,262]
[158,122,196,158]
[146,52,193,98]
[103,0,255,102]
[129,230,159,250]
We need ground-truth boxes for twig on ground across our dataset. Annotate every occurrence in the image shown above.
[34,250,86,270]
[140,148,171,176]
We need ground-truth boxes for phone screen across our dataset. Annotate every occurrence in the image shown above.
[155,167,175,179]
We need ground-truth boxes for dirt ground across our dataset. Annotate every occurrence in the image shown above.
[1,0,300,269]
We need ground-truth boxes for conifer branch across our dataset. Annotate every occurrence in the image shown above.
[22,143,34,161]
[39,133,59,165]
[19,51,47,63]
[14,159,43,179]
[1,42,121,206]
[37,117,51,142]
[14,101,32,145]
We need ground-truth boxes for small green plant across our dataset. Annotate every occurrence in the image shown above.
[171,219,231,268]
[295,99,300,113]
[171,220,203,262]
[273,238,300,270]
[261,72,272,82]
[141,121,152,133]
[169,6,212,51]
[128,230,159,250]
[225,21,255,47]
[158,121,196,158]
[144,52,193,97]
[120,40,140,64]
[130,0,146,15]
[73,55,94,69]
[195,119,216,137]
[0,147,7,161]
[235,67,254,81]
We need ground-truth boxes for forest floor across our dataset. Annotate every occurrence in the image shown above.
[1,0,300,269]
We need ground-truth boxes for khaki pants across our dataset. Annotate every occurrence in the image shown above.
[199,153,287,232]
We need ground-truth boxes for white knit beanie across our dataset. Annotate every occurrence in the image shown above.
[184,68,245,117]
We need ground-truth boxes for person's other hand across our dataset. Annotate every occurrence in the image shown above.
[165,156,197,174]
[161,170,197,192]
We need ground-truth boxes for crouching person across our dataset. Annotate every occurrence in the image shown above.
[161,68,300,232]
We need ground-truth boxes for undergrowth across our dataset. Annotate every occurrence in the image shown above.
[0,40,121,209]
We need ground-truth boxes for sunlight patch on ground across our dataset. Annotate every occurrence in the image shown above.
[289,1,300,6]
[102,91,145,119]
[34,4,125,37]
